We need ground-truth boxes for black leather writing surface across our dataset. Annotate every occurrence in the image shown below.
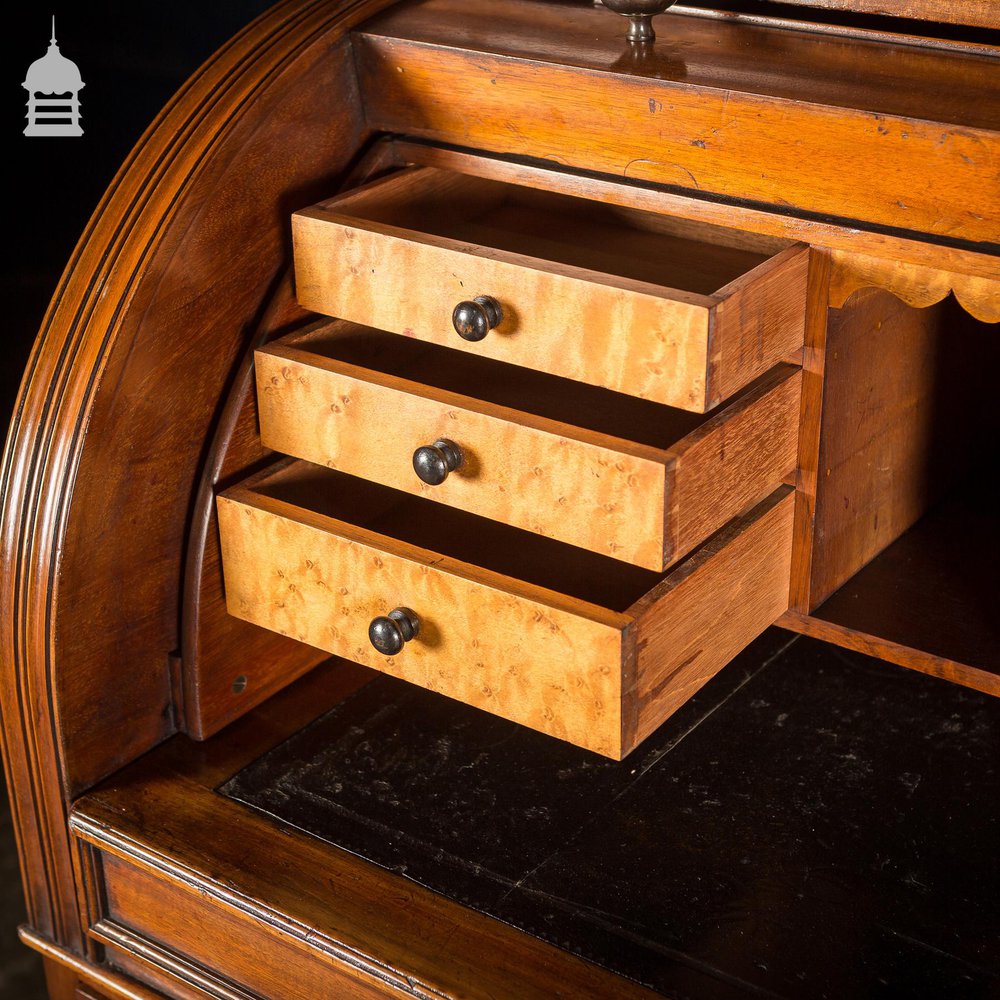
[222,631,1000,999]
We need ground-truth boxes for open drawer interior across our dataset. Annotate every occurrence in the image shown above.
[256,322,801,570]
[319,166,789,293]
[217,460,794,757]
[292,166,808,411]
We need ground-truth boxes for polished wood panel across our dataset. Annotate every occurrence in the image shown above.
[257,325,800,569]
[355,0,1000,244]
[218,461,793,757]
[809,291,998,607]
[390,142,1000,324]
[70,757,660,999]
[293,167,808,410]
[0,0,401,957]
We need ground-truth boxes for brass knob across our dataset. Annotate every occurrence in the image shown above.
[601,0,678,43]
[413,438,463,486]
[452,295,503,342]
[368,607,421,656]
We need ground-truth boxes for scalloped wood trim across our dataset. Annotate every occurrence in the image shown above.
[830,250,1000,323]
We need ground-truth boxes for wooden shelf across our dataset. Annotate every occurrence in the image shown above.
[782,485,1000,695]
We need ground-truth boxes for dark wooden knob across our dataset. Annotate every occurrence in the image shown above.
[368,607,421,656]
[601,0,678,42]
[412,438,463,486]
[452,295,503,342]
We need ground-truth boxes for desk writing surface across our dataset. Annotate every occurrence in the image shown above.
[224,629,1000,999]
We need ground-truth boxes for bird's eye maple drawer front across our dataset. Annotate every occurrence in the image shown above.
[217,461,794,759]
[257,322,802,571]
[292,167,808,412]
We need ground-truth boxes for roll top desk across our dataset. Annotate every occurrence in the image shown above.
[2,2,997,997]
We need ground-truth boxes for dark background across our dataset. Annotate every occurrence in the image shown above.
[1,3,276,995]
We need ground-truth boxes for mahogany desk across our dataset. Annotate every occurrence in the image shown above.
[1,2,998,997]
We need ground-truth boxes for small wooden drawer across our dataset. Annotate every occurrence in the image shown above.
[292,167,807,412]
[256,322,801,571]
[217,464,794,759]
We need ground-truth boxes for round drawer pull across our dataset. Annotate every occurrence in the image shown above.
[368,607,421,656]
[412,438,464,486]
[601,1,678,43]
[452,295,503,342]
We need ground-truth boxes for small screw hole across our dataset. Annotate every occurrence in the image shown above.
[232,675,247,695]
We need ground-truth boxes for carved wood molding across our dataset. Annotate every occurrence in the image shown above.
[830,250,1000,323]
[0,0,397,955]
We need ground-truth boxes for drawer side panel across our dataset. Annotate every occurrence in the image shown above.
[631,489,795,749]
[709,246,809,408]
[670,367,802,563]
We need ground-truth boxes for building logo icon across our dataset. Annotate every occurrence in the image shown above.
[23,17,85,137]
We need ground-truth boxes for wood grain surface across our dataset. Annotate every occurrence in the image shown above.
[356,0,1000,245]
[0,0,400,962]
[256,337,668,568]
[218,460,794,757]
[809,291,998,606]
[293,166,807,411]
[218,474,629,757]
[256,328,800,569]
[391,142,1000,325]
[788,250,832,611]
[629,487,795,746]
[668,367,800,564]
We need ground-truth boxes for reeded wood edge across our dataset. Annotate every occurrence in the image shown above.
[0,0,404,956]
[19,926,163,1000]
